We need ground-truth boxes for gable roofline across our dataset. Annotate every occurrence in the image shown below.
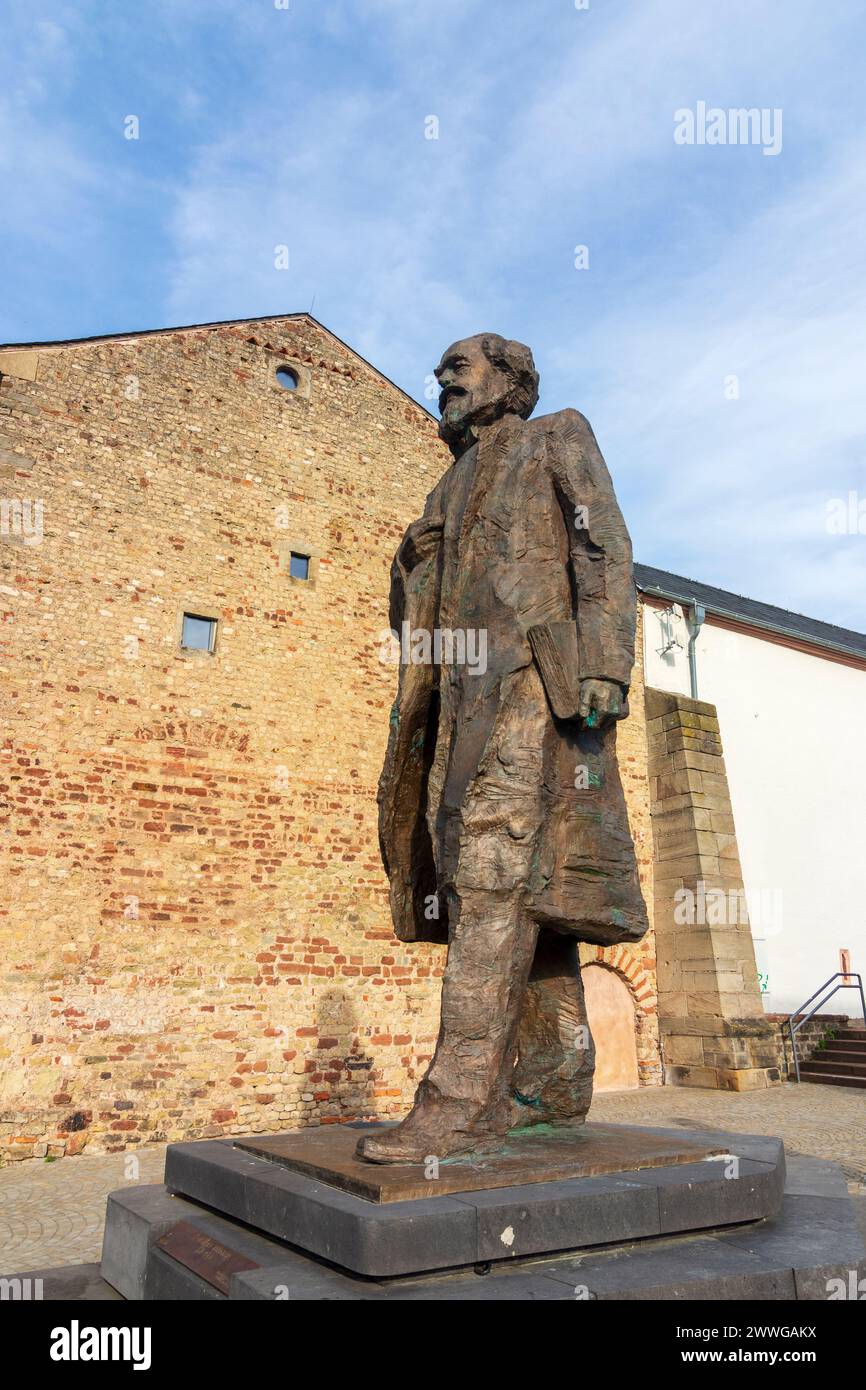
[634,562,866,663]
[3,316,861,660]
[0,311,438,423]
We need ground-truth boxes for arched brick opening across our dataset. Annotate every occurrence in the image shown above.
[582,962,640,1090]
[581,943,662,1087]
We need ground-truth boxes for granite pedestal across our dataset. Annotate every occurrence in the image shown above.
[95,1121,866,1299]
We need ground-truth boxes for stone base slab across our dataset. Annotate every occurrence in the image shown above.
[87,1147,864,1302]
[157,1123,784,1278]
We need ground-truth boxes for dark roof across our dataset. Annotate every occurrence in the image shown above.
[634,563,866,660]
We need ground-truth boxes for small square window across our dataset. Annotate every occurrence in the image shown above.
[181,613,216,651]
[289,552,311,581]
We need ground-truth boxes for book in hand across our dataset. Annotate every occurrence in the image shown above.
[528,621,582,721]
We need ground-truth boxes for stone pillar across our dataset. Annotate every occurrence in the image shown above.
[645,687,781,1090]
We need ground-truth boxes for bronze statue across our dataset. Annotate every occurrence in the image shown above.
[358,335,648,1163]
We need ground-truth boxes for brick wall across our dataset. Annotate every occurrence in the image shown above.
[0,316,660,1160]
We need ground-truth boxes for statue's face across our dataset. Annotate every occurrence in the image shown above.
[435,337,509,448]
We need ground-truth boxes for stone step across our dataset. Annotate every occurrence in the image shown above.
[800,1069,866,1089]
[800,1057,866,1078]
[804,1047,866,1060]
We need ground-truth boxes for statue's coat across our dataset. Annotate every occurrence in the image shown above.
[378,407,648,950]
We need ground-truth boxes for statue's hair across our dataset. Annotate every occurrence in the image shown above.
[478,334,540,419]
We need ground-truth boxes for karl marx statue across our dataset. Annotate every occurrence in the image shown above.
[357,334,648,1164]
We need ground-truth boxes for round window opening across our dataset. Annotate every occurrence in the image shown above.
[275,365,299,391]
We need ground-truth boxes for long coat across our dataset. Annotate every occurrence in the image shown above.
[378,408,648,950]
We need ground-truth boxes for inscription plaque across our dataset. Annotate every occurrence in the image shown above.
[156,1220,260,1295]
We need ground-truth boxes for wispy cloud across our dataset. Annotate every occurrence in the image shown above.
[3,0,865,627]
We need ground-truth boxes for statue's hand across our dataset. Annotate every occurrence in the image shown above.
[578,678,625,728]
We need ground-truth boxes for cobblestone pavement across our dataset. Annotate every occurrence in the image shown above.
[0,1083,863,1274]
[0,1144,167,1275]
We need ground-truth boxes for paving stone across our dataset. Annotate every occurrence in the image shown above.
[588,1085,866,1183]
[0,1144,166,1275]
[782,1155,850,1198]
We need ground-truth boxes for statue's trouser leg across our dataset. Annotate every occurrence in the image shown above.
[417,881,539,1134]
[416,669,549,1135]
[355,875,540,1161]
[512,930,595,1125]
[357,671,548,1160]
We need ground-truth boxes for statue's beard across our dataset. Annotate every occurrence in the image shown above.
[439,389,511,454]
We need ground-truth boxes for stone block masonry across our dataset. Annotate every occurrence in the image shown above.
[0,314,661,1160]
[646,687,781,1090]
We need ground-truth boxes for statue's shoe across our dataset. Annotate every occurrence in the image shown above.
[355,1094,512,1164]
[355,1127,445,1164]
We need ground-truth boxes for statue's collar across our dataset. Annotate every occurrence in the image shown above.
[451,411,522,461]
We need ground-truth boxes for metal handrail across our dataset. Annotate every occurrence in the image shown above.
[785,972,866,1082]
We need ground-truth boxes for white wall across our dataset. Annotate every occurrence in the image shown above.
[643,601,866,1019]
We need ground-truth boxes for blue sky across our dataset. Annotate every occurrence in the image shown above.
[3,0,865,628]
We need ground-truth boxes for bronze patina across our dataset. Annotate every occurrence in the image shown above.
[238,1125,719,1203]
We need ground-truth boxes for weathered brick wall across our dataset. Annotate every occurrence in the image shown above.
[0,316,660,1161]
